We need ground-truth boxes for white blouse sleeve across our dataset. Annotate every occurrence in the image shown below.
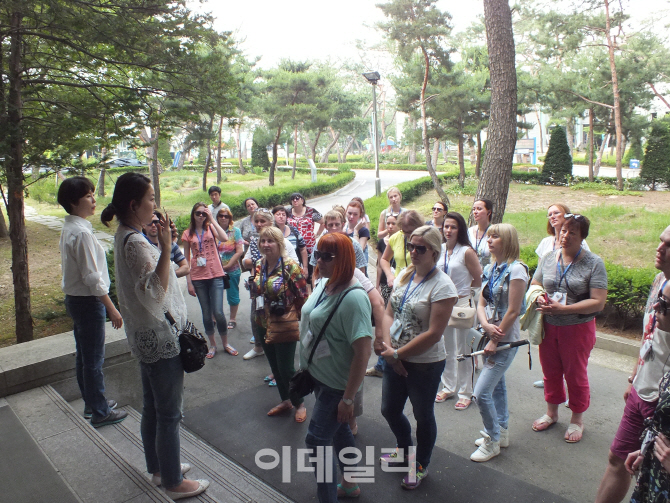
[124,236,166,323]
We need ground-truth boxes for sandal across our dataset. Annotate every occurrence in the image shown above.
[224,344,238,356]
[268,379,277,387]
[268,403,293,416]
[263,375,274,382]
[295,407,307,423]
[206,347,216,359]
[565,423,584,443]
[227,320,237,330]
[435,390,455,403]
[532,414,558,432]
[455,399,471,410]
[337,483,360,499]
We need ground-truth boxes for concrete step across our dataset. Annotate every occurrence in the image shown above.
[96,404,293,503]
[6,385,173,503]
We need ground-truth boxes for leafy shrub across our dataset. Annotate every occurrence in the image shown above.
[519,245,539,277]
[251,129,271,169]
[604,262,657,329]
[543,127,573,184]
[641,120,670,190]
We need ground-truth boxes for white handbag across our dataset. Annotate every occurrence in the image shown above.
[448,300,477,329]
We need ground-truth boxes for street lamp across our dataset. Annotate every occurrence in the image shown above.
[363,71,381,197]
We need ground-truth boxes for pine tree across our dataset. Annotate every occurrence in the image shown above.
[543,126,573,184]
[641,120,670,190]
[251,129,271,170]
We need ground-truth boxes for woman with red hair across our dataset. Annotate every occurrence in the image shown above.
[299,233,373,502]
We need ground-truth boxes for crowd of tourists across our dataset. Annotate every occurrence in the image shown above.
[56,172,670,502]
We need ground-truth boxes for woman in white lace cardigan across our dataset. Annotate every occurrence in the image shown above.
[101,173,209,501]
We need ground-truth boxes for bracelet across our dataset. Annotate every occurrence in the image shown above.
[628,375,635,384]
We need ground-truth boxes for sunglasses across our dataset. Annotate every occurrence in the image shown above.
[564,213,585,221]
[291,196,302,201]
[149,220,160,226]
[217,214,230,219]
[194,211,207,217]
[407,243,428,254]
[432,207,445,212]
[314,251,336,262]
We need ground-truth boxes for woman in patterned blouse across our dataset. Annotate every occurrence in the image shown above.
[287,192,324,288]
[250,226,309,422]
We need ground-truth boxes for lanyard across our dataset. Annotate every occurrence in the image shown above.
[475,226,489,255]
[315,281,330,308]
[403,238,410,267]
[262,258,282,292]
[556,247,582,290]
[443,246,455,275]
[399,266,436,313]
[126,225,155,247]
[487,262,508,304]
[195,228,206,253]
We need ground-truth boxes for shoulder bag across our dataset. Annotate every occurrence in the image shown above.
[448,298,477,329]
[265,258,301,344]
[289,285,364,398]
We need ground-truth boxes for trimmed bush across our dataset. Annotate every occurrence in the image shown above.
[543,126,573,184]
[604,262,657,329]
[251,129,271,169]
[641,120,670,190]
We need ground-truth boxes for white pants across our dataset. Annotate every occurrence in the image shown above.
[440,297,474,400]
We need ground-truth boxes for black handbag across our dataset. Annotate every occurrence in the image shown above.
[165,312,208,373]
[289,286,364,398]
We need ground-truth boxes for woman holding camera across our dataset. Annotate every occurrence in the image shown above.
[182,202,233,359]
[103,173,209,500]
[531,214,607,443]
[379,226,458,490]
[250,227,309,422]
[471,224,528,463]
[299,232,373,501]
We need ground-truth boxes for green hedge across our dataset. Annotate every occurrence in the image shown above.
[294,161,456,172]
[173,170,356,236]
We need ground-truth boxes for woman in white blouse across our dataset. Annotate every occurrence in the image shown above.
[536,203,590,259]
[468,199,493,268]
[102,173,209,501]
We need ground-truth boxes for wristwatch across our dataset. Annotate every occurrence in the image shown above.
[628,375,635,384]
[342,397,354,406]
[393,349,399,360]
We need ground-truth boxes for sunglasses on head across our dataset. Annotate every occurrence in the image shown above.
[564,213,585,221]
[314,250,336,262]
[194,211,206,217]
[407,243,428,254]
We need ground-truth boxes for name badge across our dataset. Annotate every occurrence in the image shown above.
[256,296,265,311]
[390,319,402,341]
[485,304,496,322]
[196,256,207,267]
[551,291,567,305]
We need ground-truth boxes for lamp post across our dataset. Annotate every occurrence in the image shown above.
[363,71,381,197]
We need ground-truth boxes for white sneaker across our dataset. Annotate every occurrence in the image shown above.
[243,348,264,360]
[470,437,500,462]
[475,427,508,448]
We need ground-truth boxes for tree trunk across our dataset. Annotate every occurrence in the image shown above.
[342,136,354,162]
[150,131,161,206]
[320,127,340,163]
[468,136,477,166]
[431,139,439,170]
[566,116,574,154]
[177,148,186,170]
[604,0,624,189]
[201,117,214,192]
[292,124,298,176]
[442,141,449,164]
[7,11,34,343]
[311,129,322,162]
[336,136,342,163]
[476,131,483,177]
[216,115,223,183]
[97,169,106,197]
[234,122,245,174]
[409,116,417,164]
[588,108,595,181]
[458,118,466,188]
[0,202,8,238]
[535,106,544,153]
[475,0,518,224]
[595,133,609,177]
[270,124,282,186]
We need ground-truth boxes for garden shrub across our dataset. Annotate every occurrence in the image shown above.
[251,129,271,169]
[641,120,670,190]
[543,127,573,184]
[603,262,657,329]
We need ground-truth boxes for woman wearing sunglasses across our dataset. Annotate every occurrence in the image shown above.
[531,214,607,443]
[182,202,235,359]
[287,192,324,288]
[215,209,244,330]
[436,212,482,410]
[299,232,373,501]
[379,226,458,490]
[427,201,448,228]
[471,223,528,462]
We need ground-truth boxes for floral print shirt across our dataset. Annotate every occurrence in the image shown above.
[287,206,322,254]
[250,257,308,329]
[217,226,243,272]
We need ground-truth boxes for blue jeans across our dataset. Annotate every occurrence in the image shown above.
[140,355,184,490]
[381,359,445,469]
[192,277,227,336]
[374,355,385,373]
[473,346,518,442]
[64,295,111,420]
[305,380,358,503]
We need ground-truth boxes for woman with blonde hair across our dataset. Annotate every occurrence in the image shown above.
[377,187,405,240]
[471,223,529,463]
[379,226,458,489]
[250,226,309,421]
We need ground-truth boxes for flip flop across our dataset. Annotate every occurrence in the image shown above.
[263,375,274,382]
[268,379,277,387]
[206,347,216,359]
[227,321,237,330]
[532,414,558,432]
[295,407,307,423]
[268,404,293,416]
[435,391,455,403]
[224,345,238,356]
[337,483,360,499]
[455,399,471,410]
[565,423,584,443]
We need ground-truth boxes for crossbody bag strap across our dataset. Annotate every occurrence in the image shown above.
[306,286,364,366]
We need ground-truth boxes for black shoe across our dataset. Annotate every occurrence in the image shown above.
[83,399,118,419]
[91,409,128,428]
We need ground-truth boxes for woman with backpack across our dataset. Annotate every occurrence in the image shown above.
[471,224,528,463]
[531,214,607,443]
[182,202,234,359]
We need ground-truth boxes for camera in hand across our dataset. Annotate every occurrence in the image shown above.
[269,300,286,316]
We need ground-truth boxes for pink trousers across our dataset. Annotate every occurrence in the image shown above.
[539,319,596,414]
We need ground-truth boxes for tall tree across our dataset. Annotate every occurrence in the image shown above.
[377,0,452,206]
[474,0,518,224]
